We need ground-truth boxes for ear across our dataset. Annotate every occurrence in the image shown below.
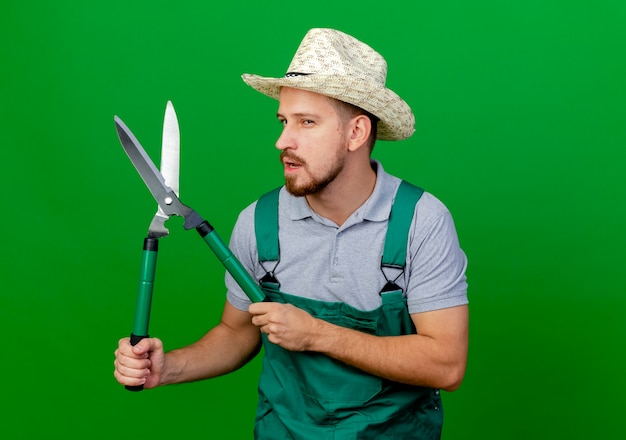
[347,115,372,152]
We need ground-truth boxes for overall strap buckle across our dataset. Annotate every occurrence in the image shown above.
[259,261,281,288]
[379,263,405,294]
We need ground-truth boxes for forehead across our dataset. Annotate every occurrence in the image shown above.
[277,87,338,116]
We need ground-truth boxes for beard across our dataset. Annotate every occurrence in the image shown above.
[281,147,347,197]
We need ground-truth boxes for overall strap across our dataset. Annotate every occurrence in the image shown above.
[381,181,424,284]
[254,187,281,284]
[255,187,281,262]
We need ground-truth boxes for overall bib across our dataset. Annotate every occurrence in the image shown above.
[253,182,443,439]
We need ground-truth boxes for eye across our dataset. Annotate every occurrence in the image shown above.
[278,118,287,127]
[302,119,315,126]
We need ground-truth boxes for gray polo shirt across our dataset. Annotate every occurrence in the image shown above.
[226,161,468,314]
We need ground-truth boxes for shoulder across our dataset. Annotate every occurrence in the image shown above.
[233,199,258,230]
[231,186,289,242]
[405,189,462,251]
[415,191,452,221]
[234,186,284,225]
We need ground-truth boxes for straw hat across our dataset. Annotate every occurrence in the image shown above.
[242,28,414,141]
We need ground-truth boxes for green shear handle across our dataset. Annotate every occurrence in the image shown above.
[197,221,265,303]
[126,237,158,392]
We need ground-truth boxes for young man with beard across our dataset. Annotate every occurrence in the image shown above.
[114,28,469,439]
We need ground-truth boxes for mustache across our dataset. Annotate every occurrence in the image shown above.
[279,151,306,166]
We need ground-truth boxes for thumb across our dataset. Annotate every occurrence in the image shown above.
[132,337,162,355]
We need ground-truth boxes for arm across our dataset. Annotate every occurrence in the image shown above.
[114,301,261,388]
[313,304,468,391]
[161,301,261,384]
[249,303,468,391]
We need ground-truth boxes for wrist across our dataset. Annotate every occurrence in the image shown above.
[308,318,339,353]
[159,351,181,386]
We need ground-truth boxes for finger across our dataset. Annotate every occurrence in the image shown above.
[248,302,274,315]
[262,324,276,335]
[115,349,151,370]
[115,352,151,377]
[251,314,268,328]
[116,339,155,369]
[117,342,147,360]
[130,337,163,356]
[117,337,132,352]
[114,366,147,386]
[114,360,149,387]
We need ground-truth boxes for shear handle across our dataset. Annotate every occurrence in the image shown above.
[125,237,158,392]
[196,221,266,303]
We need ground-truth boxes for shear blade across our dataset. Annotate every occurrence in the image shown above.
[154,101,181,233]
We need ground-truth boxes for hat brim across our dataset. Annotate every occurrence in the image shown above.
[242,74,414,141]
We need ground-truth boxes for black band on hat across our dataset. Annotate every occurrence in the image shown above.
[284,72,311,78]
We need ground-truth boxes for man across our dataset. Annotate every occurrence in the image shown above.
[114,28,468,439]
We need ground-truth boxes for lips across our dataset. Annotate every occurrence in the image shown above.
[280,152,304,170]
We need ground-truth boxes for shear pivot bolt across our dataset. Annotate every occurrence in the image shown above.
[164,197,173,205]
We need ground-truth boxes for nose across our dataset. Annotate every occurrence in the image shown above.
[275,125,294,151]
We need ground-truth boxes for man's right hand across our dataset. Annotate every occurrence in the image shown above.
[114,337,165,389]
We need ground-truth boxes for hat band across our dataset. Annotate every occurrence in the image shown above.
[284,72,311,78]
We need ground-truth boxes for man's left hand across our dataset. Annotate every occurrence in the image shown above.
[249,302,321,351]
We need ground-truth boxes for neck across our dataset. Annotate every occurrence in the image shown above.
[305,159,376,226]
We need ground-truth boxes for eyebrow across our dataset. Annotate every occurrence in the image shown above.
[276,112,321,119]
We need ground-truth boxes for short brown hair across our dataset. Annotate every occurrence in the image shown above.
[327,97,379,151]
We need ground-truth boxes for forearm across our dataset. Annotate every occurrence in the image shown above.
[160,302,261,385]
[161,319,261,386]
[309,307,468,391]
[311,325,459,390]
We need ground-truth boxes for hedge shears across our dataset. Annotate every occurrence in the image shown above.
[114,102,265,391]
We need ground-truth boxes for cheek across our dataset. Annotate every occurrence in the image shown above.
[302,130,346,168]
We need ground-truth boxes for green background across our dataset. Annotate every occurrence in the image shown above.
[2,0,624,438]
